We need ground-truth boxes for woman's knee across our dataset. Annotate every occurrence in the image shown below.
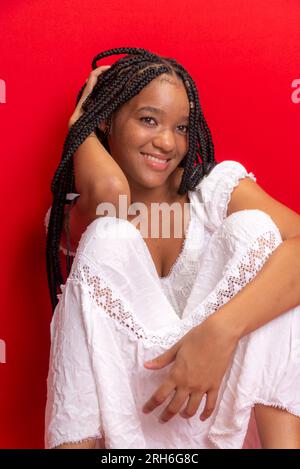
[220,209,283,247]
[76,215,143,261]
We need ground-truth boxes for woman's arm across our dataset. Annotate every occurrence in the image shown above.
[64,65,131,250]
[142,175,300,423]
[142,237,300,423]
[67,132,131,250]
[72,131,130,202]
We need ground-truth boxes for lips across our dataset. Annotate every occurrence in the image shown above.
[140,152,171,171]
[140,152,171,161]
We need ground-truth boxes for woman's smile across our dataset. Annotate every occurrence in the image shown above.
[140,152,171,171]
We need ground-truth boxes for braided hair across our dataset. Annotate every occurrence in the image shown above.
[46,46,218,313]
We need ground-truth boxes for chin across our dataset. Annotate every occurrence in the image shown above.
[140,174,170,187]
[124,168,172,191]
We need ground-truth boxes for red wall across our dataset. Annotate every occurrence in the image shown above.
[0,0,299,448]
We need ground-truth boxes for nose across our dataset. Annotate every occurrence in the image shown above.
[152,128,176,153]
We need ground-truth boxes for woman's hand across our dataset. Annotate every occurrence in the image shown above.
[68,65,111,130]
[142,314,239,422]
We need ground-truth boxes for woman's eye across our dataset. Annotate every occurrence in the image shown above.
[140,117,188,134]
[140,116,156,125]
[178,125,189,134]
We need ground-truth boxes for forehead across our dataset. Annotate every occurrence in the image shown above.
[127,75,190,116]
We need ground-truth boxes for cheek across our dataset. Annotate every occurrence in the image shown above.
[125,123,150,148]
[109,131,138,164]
[112,121,134,149]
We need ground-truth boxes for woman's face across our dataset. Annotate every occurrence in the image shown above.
[103,74,190,192]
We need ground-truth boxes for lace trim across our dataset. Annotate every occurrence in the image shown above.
[194,229,276,321]
[220,171,257,222]
[158,209,200,316]
[160,227,211,317]
[250,400,300,418]
[66,230,280,348]
[159,248,201,318]
[207,399,300,449]
[48,432,103,449]
[159,207,194,281]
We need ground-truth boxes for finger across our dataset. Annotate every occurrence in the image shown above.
[200,389,218,421]
[93,65,111,75]
[85,65,111,88]
[80,66,111,103]
[180,391,204,419]
[69,66,111,127]
[142,379,175,414]
[144,344,179,370]
[159,388,189,423]
[85,66,110,87]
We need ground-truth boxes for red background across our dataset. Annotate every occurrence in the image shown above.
[0,0,299,448]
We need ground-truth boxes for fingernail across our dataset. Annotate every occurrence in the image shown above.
[144,361,154,367]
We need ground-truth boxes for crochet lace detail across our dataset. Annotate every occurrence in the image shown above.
[158,212,204,317]
[64,229,280,348]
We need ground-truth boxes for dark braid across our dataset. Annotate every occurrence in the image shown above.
[46,47,218,312]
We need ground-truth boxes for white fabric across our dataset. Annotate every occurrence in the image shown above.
[44,160,300,449]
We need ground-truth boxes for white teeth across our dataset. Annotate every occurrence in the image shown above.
[142,153,168,163]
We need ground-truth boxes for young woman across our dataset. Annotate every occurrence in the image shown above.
[44,47,300,449]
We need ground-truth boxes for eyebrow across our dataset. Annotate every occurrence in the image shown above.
[136,106,189,122]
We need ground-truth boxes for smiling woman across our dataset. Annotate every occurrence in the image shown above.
[44,47,300,449]
[99,75,191,196]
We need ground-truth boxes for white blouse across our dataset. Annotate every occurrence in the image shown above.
[44,160,300,449]
[44,160,256,318]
